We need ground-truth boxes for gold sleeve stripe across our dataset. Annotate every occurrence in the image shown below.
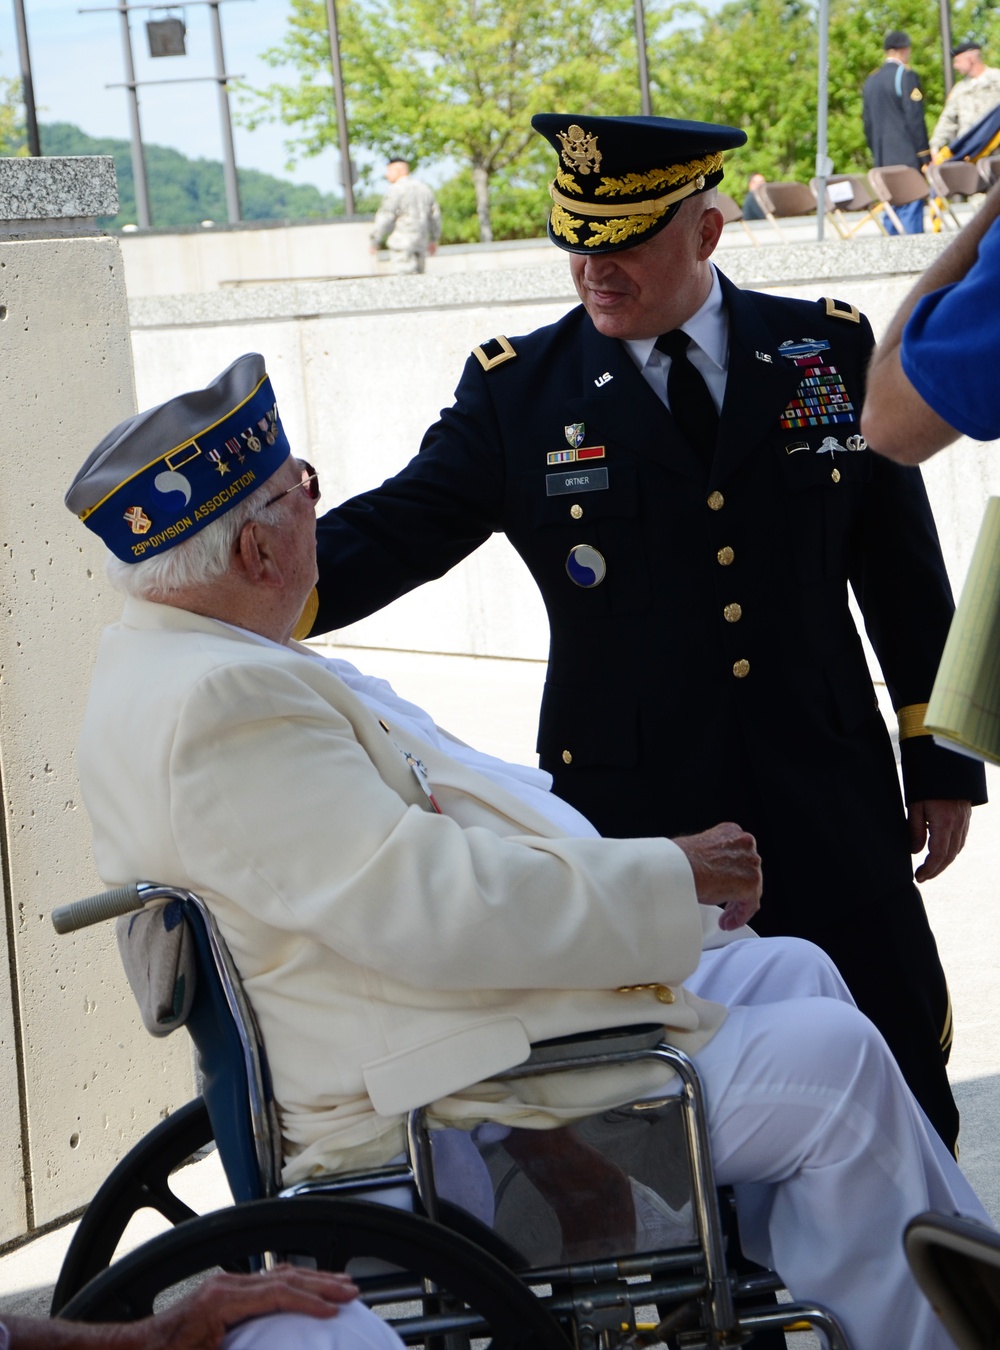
[898,703,932,740]
[940,987,954,1052]
[291,586,320,642]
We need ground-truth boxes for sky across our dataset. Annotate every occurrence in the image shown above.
[0,0,346,193]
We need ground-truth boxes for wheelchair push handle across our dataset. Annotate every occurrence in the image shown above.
[52,883,145,934]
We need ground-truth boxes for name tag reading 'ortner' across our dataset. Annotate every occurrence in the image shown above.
[546,467,610,496]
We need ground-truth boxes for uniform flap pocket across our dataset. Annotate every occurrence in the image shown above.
[521,461,637,526]
[778,436,872,489]
[537,683,639,768]
[362,1017,531,1117]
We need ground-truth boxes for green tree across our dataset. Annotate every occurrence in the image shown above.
[0,68,26,156]
[242,0,641,242]
[642,0,957,198]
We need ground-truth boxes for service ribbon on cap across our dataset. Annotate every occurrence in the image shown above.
[80,374,289,563]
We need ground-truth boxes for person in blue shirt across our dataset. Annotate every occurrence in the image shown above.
[862,179,1000,458]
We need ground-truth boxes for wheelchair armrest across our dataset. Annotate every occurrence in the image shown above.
[502,1023,666,1072]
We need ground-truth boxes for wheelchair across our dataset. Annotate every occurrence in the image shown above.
[49,882,851,1348]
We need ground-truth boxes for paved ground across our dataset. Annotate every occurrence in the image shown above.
[1,642,997,1337]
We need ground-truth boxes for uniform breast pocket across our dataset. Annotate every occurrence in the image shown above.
[515,462,650,615]
[778,439,872,580]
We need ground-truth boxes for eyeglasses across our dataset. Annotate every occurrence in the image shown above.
[264,461,322,509]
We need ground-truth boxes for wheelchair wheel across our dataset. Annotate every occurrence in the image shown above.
[51,1096,214,1315]
[57,1195,571,1350]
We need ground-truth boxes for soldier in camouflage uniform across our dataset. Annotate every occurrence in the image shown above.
[370,159,442,275]
[931,41,1000,153]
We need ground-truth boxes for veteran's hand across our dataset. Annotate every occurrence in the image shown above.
[673,822,762,930]
[115,1267,359,1350]
[909,798,972,882]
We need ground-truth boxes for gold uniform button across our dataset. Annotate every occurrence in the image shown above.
[570,503,583,519]
[562,749,573,765]
[724,603,742,623]
[717,546,735,566]
[831,467,841,483]
[733,659,750,679]
[707,490,725,511]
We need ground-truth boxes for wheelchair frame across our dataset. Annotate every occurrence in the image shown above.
[51,883,851,1349]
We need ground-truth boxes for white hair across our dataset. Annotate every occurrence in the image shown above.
[105,479,282,599]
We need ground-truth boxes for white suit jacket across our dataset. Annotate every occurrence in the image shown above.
[78,599,736,1181]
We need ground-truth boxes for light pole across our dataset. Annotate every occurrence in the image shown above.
[634,0,651,116]
[11,0,41,156]
[323,0,354,216]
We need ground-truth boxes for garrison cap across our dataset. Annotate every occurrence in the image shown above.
[884,30,911,49]
[531,113,747,255]
[66,353,290,563]
[952,39,982,55]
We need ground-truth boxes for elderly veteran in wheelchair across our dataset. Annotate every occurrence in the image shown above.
[66,354,991,1350]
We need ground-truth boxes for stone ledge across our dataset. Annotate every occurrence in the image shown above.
[0,156,117,225]
[128,231,955,330]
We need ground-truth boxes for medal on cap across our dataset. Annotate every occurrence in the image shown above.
[566,544,607,588]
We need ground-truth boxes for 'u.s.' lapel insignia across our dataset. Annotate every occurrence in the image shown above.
[755,351,773,363]
[594,372,613,388]
[565,422,585,448]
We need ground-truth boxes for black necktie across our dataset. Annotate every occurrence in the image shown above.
[655,329,719,466]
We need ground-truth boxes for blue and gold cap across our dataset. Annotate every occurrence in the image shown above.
[531,113,747,255]
[66,354,290,563]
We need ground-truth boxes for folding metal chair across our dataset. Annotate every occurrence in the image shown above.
[751,181,816,240]
[809,174,888,238]
[51,883,851,1348]
[867,165,947,234]
[716,191,761,245]
[926,161,983,227]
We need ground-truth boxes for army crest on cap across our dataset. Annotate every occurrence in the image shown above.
[557,125,602,175]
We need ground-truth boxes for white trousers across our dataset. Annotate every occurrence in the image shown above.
[223,1297,406,1349]
[685,936,989,1350]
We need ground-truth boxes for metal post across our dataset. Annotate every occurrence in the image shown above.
[207,0,241,223]
[11,0,41,155]
[940,0,954,97]
[815,0,830,241]
[116,0,151,227]
[323,0,354,216]
[634,0,651,116]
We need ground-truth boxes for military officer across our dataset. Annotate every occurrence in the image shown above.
[304,114,986,1152]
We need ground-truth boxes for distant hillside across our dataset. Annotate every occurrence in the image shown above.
[39,122,371,229]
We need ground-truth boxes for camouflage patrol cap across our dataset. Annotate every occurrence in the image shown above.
[531,113,747,255]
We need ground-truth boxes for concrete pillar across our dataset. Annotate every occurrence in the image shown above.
[0,158,194,1244]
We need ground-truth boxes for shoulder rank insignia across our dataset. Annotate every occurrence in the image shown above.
[823,298,861,324]
[472,335,517,371]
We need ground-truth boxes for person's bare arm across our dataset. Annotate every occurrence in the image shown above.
[862,181,1000,463]
[672,822,762,930]
[7,1267,360,1349]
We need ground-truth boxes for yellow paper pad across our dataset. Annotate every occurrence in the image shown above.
[926,496,1000,765]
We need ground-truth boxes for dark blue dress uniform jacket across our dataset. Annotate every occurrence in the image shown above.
[315,270,988,1145]
[314,272,984,945]
[863,60,930,168]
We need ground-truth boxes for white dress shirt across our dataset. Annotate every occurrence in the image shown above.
[624,265,729,414]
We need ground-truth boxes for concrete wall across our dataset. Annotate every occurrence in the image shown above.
[117,217,560,297]
[0,162,194,1246]
[127,233,1000,672]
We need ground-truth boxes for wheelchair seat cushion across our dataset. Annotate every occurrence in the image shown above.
[116,900,196,1036]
